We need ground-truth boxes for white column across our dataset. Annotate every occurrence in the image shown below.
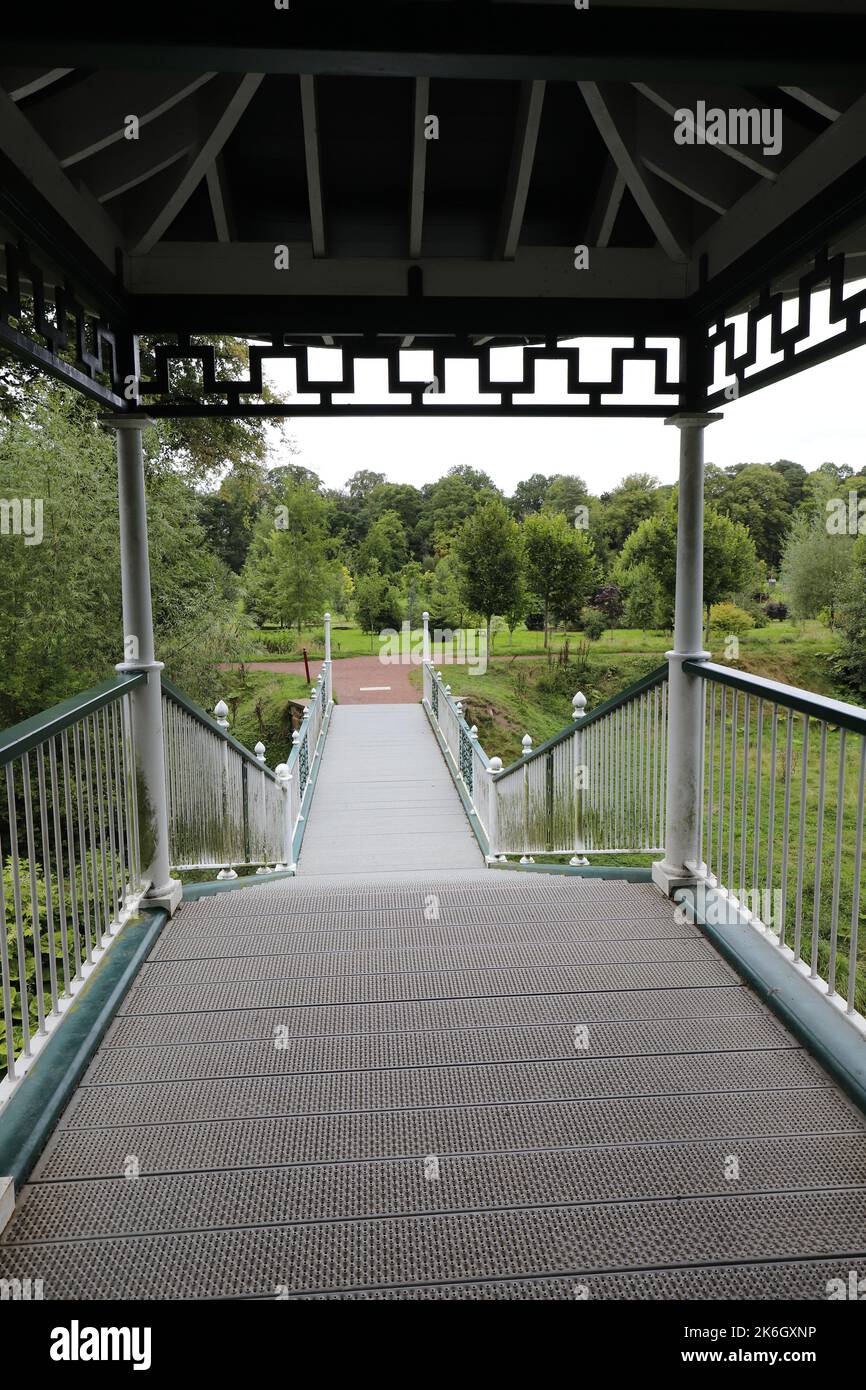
[652,411,721,897]
[108,415,182,914]
[324,611,332,663]
[422,611,431,664]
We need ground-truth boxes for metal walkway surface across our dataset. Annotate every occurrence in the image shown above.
[297,703,483,875]
[1,871,865,1299]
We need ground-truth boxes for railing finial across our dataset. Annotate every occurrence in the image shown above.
[522,734,533,754]
[572,691,587,720]
[254,741,266,763]
[214,699,229,730]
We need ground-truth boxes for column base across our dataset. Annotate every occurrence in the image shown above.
[652,859,701,898]
[144,877,183,916]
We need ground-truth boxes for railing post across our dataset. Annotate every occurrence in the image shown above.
[105,414,181,914]
[571,691,589,865]
[519,734,534,864]
[324,611,332,663]
[486,756,502,862]
[652,411,721,897]
[275,761,294,872]
[422,611,431,664]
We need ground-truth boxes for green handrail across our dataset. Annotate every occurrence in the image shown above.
[0,674,147,768]
[683,660,866,737]
[492,663,669,780]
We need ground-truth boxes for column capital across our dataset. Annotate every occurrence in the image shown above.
[664,411,723,430]
[98,413,153,431]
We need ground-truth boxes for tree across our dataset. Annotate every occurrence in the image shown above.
[619,501,757,640]
[427,552,464,628]
[522,511,598,647]
[346,469,387,503]
[592,583,624,626]
[510,473,550,519]
[619,562,665,631]
[833,537,866,697]
[454,499,524,648]
[417,466,501,555]
[708,463,794,571]
[0,384,238,724]
[543,473,590,519]
[357,508,409,575]
[354,563,402,648]
[242,478,337,634]
[595,473,661,559]
[780,511,856,627]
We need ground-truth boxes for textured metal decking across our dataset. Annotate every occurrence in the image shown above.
[297,704,483,874]
[2,873,865,1299]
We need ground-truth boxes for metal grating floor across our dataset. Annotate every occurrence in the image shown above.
[2,871,865,1300]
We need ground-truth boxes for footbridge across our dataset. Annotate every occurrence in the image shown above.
[1,622,865,1300]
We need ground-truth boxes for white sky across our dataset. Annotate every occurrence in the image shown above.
[261,292,866,495]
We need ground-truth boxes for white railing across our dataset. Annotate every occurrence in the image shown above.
[686,661,866,1022]
[162,657,334,876]
[161,679,287,871]
[277,658,333,867]
[0,676,146,1097]
[423,661,668,860]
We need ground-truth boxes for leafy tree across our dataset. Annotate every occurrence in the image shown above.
[357,508,409,576]
[780,511,856,627]
[596,473,661,557]
[707,463,794,570]
[510,473,550,519]
[418,466,501,555]
[619,501,757,640]
[354,563,402,647]
[346,469,387,503]
[592,583,624,626]
[581,607,606,642]
[0,386,238,724]
[242,478,337,634]
[522,511,598,647]
[427,553,464,628]
[454,499,524,648]
[543,473,590,519]
[618,562,665,631]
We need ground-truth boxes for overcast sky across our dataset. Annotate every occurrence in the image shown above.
[262,295,866,496]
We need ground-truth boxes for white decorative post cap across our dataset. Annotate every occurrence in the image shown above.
[470,725,478,740]
[489,756,502,772]
[275,762,291,782]
[324,611,331,620]
[254,741,266,762]
[572,691,587,720]
[291,730,301,745]
[422,611,430,621]
[214,699,229,729]
[522,734,533,754]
